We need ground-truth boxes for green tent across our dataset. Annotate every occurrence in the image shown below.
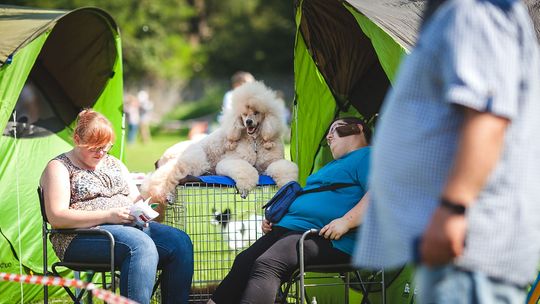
[291,0,425,184]
[291,1,423,302]
[0,5,124,302]
[292,0,540,182]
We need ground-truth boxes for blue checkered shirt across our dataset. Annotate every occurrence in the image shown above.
[354,0,540,286]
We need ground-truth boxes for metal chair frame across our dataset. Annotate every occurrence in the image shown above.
[281,229,386,304]
[39,187,116,303]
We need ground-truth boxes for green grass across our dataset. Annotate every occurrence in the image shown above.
[123,133,292,173]
[123,134,187,173]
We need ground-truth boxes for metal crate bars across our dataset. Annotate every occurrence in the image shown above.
[163,176,277,303]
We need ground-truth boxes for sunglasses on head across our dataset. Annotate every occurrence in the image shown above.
[329,123,362,137]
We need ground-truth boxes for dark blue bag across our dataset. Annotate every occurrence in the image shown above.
[262,181,357,223]
[262,181,303,223]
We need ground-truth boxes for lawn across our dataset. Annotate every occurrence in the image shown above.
[123,133,292,173]
[123,133,186,173]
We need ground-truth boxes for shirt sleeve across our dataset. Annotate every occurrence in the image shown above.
[440,3,520,120]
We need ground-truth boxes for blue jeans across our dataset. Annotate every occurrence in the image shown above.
[416,265,526,304]
[64,222,194,304]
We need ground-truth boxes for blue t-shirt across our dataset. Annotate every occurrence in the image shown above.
[277,147,370,255]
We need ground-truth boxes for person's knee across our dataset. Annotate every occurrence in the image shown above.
[233,249,254,267]
[130,234,159,265]
[252,255,286,277]
[170,229,194,257]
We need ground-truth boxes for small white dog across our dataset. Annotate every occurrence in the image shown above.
[141,81,298,203]
[212,208,263,250]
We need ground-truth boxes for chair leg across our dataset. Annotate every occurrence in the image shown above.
[381,269,386,304]
[85,272,95,304]
[43,226,49,304]
[352,271,371,304]
[52,265,79,303]
[43,284,48,304]
[279,279,295,304]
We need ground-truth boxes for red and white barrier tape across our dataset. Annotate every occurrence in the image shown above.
[0,272,138,304]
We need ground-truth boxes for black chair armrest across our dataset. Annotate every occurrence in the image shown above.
[49,228,112,237]
[48,227,116,286]
[49,228,115,245]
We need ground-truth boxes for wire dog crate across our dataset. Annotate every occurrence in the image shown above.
[161,175,277,303]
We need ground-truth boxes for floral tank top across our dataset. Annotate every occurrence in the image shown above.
[50,153,133,260]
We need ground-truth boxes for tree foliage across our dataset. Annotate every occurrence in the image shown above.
[201,0,296,77]
[5,0,295,82]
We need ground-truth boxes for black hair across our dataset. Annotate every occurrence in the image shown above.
[331,116,372,144]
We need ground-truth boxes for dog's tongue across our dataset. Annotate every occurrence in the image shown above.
[247,126,256,134]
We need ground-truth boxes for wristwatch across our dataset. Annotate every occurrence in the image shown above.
[440,198,467,215]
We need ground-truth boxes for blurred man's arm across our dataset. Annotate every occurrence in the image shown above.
[421,106,509,266]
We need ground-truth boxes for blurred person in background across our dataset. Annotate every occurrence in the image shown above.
[218,71,255,123]
[138,89,154,144]
[124,93,140,144]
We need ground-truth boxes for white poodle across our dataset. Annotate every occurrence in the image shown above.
[141,81,298,203]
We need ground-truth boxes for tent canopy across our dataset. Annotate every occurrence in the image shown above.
[292,0,425,183]
[0,5,124,302]
[1,6,119,136]
[292,0,540,183]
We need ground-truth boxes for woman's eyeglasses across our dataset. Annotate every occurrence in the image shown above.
[88,143,114,154]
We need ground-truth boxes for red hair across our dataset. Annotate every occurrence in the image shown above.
[74,109,115,148]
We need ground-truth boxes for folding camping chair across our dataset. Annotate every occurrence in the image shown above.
[39,187,117,303]
[280,229,386,304]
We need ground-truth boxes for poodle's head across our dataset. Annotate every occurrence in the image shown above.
[240,105,263,136]
[222,81,286,141]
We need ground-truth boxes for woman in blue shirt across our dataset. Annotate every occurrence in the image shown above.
[209,117,371,304]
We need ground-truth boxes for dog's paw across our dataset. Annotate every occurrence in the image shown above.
[166,191,177,205]
[263,141,275,150]
[235,180,257,199]
[239,189,249,199]
[146,184,169,205]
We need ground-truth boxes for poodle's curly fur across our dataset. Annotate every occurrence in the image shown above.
[141,81,298,203]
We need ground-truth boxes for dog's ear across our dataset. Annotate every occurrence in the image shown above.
[260,112,284,141]
[222,209,231,223]
[225,116,243,142]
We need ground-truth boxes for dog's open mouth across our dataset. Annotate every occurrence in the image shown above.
[246,126,258,135]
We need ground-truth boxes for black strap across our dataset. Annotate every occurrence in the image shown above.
[298,183,357,196]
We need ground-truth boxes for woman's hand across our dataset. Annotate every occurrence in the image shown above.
[107,207,135,224]
[261,218,273,234]
[320,218,349,240]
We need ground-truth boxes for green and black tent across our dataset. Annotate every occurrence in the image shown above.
[291,1,424,301]
[0,5,124,302]
[291,0,425,184]
[291,0,540,183]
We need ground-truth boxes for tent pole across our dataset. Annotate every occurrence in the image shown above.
[120,112,126,162]
[294,99,299,165]
[12,112,25,303]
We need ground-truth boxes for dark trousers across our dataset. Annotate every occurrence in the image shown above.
[211,226,350,304]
